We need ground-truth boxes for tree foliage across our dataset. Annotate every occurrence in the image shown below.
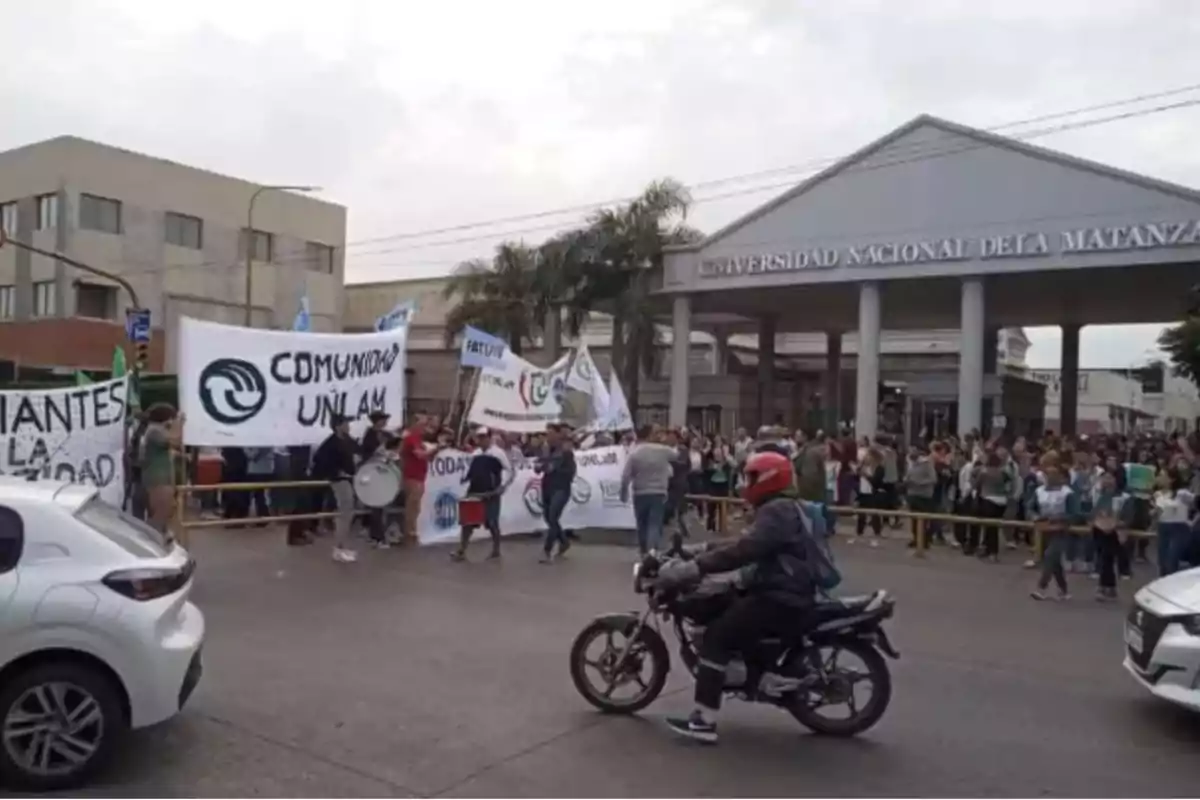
[1157,317,1200,388]
[441,177,704,411]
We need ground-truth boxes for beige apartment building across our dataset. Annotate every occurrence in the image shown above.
[0,135,346,372]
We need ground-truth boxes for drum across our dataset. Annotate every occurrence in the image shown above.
[353,458,402,508]
[458,497,485,527]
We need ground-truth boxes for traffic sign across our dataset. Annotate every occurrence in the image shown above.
[125,308,151,343]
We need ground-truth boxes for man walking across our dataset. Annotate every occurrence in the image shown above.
[620,425,676,556]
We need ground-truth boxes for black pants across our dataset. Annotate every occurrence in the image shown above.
[855,494,883,536]
[970,498,1006,557]
[954,496,975,547]
[694,594,809,712]
[1094,528,1130,589]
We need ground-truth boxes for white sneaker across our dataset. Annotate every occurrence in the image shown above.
[332,547,358,563]
[869,539,880,548]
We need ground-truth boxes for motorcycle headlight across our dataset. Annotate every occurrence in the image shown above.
[632,562,643,592]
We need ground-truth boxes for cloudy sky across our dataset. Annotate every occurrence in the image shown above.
[4,0,1198,368]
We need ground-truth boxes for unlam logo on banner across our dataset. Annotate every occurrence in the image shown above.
[178,317,408,446]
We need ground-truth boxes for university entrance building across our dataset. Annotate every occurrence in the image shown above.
[659,115,1200,440]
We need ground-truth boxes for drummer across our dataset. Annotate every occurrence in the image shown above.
[451,428,513,562]
[360,411,395,549]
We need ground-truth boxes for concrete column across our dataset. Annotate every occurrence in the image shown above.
[1059,323,1082,436]
[757,316,777,427]
[854,282,881,440]
[984,326,1000,375]
[957,277,986,436]
[668,294,691,427]
[824,331,842,433]
[711,327,730,375]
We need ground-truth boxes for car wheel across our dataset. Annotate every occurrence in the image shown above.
[0,662,126,792]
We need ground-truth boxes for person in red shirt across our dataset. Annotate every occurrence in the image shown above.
[400,413,439,544]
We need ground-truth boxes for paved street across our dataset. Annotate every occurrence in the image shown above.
[82,527,1200,798]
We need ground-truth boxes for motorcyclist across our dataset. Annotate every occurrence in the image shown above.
[655,450,820,743]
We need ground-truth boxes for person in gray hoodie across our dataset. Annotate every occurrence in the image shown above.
[905,444,939,548]
[620,426,678,556]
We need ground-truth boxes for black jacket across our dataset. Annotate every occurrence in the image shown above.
[537,446,576,497]
[311,433,357,482]
[695,494,817,606]
[360,427,386,460]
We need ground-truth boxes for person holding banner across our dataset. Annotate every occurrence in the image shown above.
[141,405,185,535]
[401,414,443,545]
[536,424,576,563]
[311,413,361,563]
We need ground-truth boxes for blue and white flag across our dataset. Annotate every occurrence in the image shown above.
[293,295,312,332]
[460,325,509,368]
[376,300,416,332]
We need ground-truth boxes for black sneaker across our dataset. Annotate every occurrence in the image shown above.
[557,538,572,558]
[665,712,718,744]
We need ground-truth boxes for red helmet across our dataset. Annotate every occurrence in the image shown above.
[742,450,794,506]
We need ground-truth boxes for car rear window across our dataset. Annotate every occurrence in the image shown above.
[75,498,172,558]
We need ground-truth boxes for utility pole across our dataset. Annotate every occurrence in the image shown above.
[243,184,320,327]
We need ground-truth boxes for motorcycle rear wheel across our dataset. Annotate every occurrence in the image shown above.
[569,619,669,715]
[787,638,892,737]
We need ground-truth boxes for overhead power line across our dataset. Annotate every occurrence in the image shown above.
[138,85,1200,276]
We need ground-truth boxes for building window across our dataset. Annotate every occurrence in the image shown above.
[32,281,55,318]
[0,202,16,236]
[75,283,116,320]
[36,194,58,230]
[242,228,273,262]
[0,286,14,320]
[165,212,203,249]
[79,193,122,234]
[305,241,335,273]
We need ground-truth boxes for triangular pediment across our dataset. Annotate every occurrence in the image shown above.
[688,114,1200,265]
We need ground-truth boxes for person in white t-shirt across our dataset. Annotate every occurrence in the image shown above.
[1153,470,1198,577]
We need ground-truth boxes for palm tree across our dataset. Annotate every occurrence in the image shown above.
[567,178,703,412]
[443,242,547,356]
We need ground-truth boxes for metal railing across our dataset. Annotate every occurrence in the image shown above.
[166,481,1155,562]
[683,493,1156,559]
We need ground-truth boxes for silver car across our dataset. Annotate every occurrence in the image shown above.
[1124,566,1200,712]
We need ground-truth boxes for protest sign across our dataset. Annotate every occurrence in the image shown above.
[416,445,634,544]
[0,377,128,505]
[466,352,570,433]
[178,318,407,446]
[459,326,508,369]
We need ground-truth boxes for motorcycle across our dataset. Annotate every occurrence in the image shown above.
[568,536,900,736]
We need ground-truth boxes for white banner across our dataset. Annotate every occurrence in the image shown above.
[0,377,128,505]
[178,318,407,446]
[416,445,635,544]
[466,352,570,433]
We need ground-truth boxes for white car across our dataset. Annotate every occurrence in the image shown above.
[1123,566,1200,712]
[0,477,204,791]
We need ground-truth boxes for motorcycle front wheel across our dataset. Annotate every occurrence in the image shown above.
[787,637,892,737]
[569,618,670,714]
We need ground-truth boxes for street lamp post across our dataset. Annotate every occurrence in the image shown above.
[243,184,320,327]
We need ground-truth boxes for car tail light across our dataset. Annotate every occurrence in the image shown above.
[102,560,194,601]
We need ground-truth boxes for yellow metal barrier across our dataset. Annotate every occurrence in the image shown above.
[684,493,1155,561]
[172,480,353,548]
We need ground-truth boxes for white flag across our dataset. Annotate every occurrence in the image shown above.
[567,343,599,393]
[596,370,633,431]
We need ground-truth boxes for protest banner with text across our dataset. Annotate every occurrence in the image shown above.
[0,377,128,505]
[178,318,408,446]
[415,445,635,544]
[466,352,570,433]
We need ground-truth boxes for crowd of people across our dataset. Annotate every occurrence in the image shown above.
[120,400,1200,599]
